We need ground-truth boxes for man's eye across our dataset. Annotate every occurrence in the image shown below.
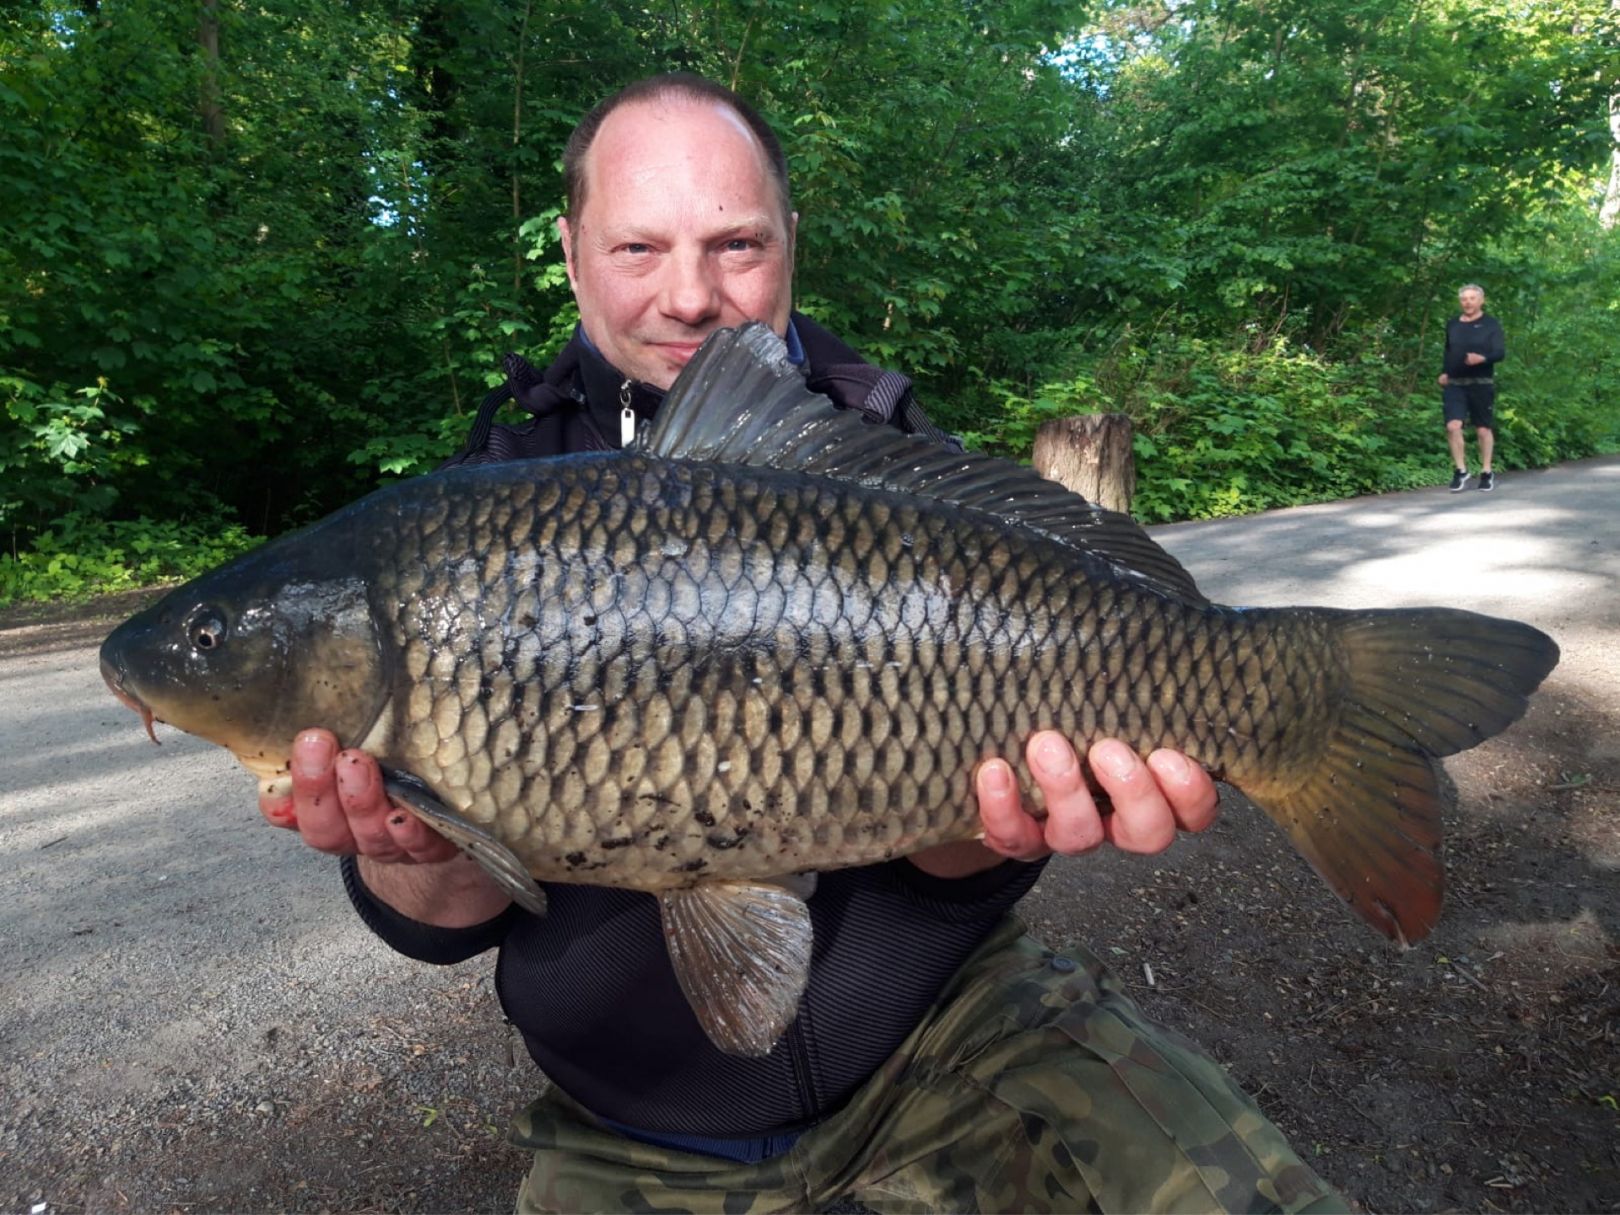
[722,238,759,253]
[619,243,652,255]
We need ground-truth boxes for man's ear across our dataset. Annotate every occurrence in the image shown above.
[557,216,579,288]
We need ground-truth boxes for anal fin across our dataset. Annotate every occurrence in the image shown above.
[382,770,547,918]
[659,879,814,1057]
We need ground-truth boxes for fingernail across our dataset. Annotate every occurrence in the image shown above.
[293,732,335,778]
[1153,750,1191,781]
[1094,740,1139,781]
[336,753,373,794]
[1034,734,1076,777]
[981,761,1013,795]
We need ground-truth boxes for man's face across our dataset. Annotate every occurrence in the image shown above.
[1458,289,1484,319]
[559,97,797,390]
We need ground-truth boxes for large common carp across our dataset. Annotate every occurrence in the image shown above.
[101,324,1558,1055]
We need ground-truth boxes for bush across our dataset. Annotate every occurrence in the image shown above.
[959,317,1618,524]
[0,514,257,606]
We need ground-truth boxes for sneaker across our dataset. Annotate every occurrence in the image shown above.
[1450,468,1471,492]
[1479,470,1494,492]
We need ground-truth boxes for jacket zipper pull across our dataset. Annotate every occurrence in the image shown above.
[619,380,636,447]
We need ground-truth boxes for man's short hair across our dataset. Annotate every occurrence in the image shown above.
[1459,283,1485,298]
[563,73,792,226]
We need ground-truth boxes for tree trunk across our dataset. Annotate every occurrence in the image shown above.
[198,0,224,147]
[1032,413,1137,514]
[511,0,534,296]
[1601,89,1620,230]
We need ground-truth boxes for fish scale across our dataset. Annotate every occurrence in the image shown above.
[99,322,1558,1055]
[366,454,1294,892]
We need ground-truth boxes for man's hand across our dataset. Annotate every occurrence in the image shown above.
[1437,373,1449,386]
[1464,353,1485,366]
[258,729,510,926]
[911,734,1219,879]
[258,729,460,863]
[269,728,1216,893]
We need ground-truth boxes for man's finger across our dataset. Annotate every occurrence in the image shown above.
[1028,731,1105,856]
[334,751,461,864]
[1090,739,1176,854]
[1146,748,1219,833]
[975,758,1048,860]
[289,730,359,855]
[331,750,411,854]
[258,788,297,830]
[386,809,461,864]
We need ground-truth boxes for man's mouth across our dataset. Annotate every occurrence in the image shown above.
[650,340,705,363]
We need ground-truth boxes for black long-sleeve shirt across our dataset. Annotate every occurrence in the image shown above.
[343,854,1041,1137]
[1443,313,1506,378]
[342,315,1046,1139]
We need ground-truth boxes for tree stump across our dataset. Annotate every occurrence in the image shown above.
[1032,413,1137,514]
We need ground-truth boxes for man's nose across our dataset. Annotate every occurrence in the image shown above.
[660,250,720,325]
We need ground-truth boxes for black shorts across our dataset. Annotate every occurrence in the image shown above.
[1442,381,1495,429]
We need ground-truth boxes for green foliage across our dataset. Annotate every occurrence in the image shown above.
[964,245,1620,523]
[0,514,256,605]
[1065,0,1618,347]
[1114,340,1442,522]
[0,376,149,530]
[1478,183,1620,463]
[966,333,1442,522]
[1,0,1617,597]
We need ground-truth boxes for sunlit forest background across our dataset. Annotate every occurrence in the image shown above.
[3,0,1618,600]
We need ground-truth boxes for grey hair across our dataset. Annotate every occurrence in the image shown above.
[1458,283,1485,297]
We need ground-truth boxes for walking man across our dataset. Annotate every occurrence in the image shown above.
[1437,283,1506,491]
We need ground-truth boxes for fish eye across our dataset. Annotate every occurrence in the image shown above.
[187,607,229,652]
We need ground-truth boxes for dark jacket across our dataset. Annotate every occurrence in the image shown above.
[442,312,956,468]
[344,316,1040,1144]
[1442,313,1506,380]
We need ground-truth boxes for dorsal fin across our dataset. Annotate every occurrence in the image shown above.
[641,323,1206,603]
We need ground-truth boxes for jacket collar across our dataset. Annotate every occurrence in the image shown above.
[572,320,808,448]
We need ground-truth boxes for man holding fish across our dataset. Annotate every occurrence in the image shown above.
[242,74,1348,1213]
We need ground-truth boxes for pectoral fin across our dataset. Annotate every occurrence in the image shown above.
[381,770,547,918]
[659,878,814,1057]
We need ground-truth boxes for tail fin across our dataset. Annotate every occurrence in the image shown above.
[1244,608,1558,945]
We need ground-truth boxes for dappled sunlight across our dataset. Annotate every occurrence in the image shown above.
[3,654,324,1031]
[1153,474,1617,624]
[0,724,418,1110]
[1479,908,1614,988]
[0,638,511,1126]
[1,725,230,829]
[1141,468,1620,960]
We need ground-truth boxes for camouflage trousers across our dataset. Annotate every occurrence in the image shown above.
[511,916,1348,1214]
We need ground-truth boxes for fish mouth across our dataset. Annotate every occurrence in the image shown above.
[100,655,160,745]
